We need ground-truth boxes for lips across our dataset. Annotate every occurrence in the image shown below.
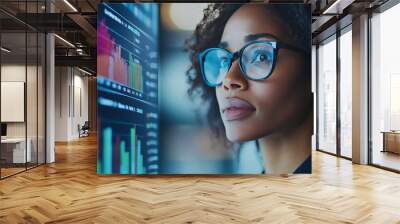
[221,98,255,121]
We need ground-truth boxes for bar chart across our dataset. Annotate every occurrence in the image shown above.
[97,3,159,174]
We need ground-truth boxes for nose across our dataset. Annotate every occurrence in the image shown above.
[222,60,248,91]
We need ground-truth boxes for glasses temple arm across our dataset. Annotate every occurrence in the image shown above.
[278,42,310,55]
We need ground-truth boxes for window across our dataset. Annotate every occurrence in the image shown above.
[317,36,337,154]
[370,2,400,171]
[339,28,352,158]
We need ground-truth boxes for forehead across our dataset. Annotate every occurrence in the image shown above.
[220,4,289,52]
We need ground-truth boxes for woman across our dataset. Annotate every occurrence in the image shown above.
[185,3,312,174]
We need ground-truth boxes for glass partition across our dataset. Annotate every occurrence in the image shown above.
[0,1,46,179]
[1,30,28,177]
[27,30,38,169]
[38,32,45,165]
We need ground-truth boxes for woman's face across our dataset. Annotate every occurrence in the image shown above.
[216,5,311,142]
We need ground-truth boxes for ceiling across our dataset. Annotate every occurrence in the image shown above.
[0,0,392,72]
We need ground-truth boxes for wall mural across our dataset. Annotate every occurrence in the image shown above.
[97,3,312,175]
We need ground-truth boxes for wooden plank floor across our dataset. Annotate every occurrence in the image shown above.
[1,167,26,178]
[1,135,400,224]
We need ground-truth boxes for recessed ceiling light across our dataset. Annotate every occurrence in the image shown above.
[54,34,75,48]
[78,67,93,76]
[1,47,11,53]
[63,0,78,12]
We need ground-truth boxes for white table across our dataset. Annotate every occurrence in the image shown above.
[1,138,31,163]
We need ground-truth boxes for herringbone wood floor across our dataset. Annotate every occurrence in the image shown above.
[1,135,400,224]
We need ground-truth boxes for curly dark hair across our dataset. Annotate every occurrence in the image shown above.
[184,3,311,145]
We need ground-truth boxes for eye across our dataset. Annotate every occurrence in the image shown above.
[250,50,272,64]
[220,57,230,68]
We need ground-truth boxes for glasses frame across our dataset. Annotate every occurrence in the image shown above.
[198,39,305,87]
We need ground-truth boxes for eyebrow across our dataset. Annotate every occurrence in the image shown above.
[218,33,278,49]
[245,33,277,42]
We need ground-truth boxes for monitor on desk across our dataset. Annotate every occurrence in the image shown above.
[1,123,7,138]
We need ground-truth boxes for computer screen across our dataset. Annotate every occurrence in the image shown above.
[1,123,7,137]
[97,3,159,174]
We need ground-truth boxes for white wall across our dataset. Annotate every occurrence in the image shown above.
[54,66,89,141]
[1,65,41,138]
[72,73,89,138]
[1,65,26,139]
[1,64,26,81]
[55,66,69,141]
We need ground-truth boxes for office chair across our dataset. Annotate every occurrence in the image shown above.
[78,121,90,138]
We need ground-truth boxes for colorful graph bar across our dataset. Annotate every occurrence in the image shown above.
[120,140,129,174]
[103,127,113,174]
[99,125,150,174]
[137,139,144,174]
[130,128,136,174]
[129,55,143,91]
[97,151,102,173]
[98,18,144,93]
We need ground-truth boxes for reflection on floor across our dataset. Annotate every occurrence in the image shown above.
[0,135,400,223]
[341,147,352,158]
[0,167,25,178]
[0,162,43,179]
[373,150,400,171]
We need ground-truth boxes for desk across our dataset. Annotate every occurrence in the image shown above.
[382,131,400,154]
[1,138,31,163]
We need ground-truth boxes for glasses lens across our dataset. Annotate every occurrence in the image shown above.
[203,49,231,86]
[241,42,275,80]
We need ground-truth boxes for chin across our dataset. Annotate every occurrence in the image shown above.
[224,127,264,143]
[225,133,249,143]
[223,119,275,143]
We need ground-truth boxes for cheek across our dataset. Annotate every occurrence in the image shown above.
[215,87,224,109]
[251,82,281,106]
[250,76,293,112]
[251,55,308,118]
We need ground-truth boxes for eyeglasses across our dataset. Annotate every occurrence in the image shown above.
[198,39,305,87]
